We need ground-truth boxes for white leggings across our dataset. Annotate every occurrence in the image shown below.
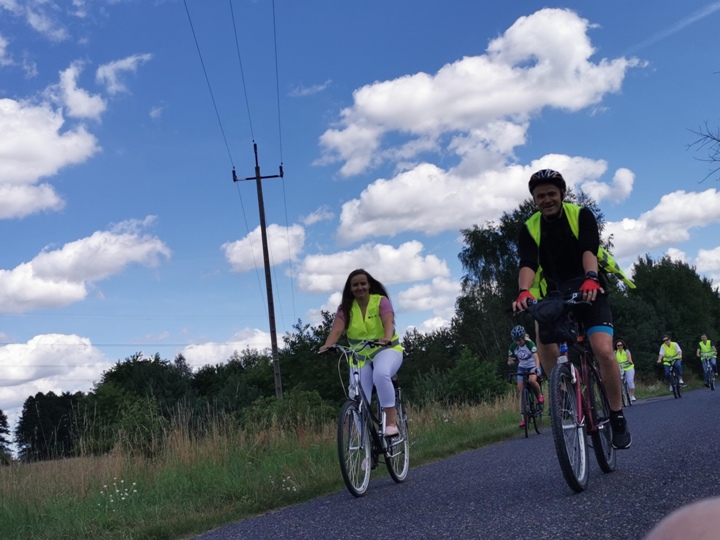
[622,367,635,390]
[351,349,403,408]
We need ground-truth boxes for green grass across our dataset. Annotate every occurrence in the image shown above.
[0,380,670,540]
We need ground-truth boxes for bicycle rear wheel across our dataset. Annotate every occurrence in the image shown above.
[550,363,589,493]
[621,377,631,407]
[711,370,716,391]
[588,368,616,473]
[527,388,542,435]
[385,396,410,483]
[338,400,371,497]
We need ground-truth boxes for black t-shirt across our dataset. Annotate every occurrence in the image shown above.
[518,206,601,290]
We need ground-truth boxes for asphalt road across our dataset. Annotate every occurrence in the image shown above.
[195,388,720,540]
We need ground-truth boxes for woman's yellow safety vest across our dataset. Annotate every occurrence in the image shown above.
[699,340,715,359]
[615,349,632,370]
[346,294,402,368]
[662,342,679,365]
[524,203,636,298]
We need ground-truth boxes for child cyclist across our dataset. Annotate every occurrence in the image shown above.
[507,325,544,428]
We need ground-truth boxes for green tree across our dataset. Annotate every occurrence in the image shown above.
[279,315,343,403]
[15,391,83,462]
[0,410,11,464]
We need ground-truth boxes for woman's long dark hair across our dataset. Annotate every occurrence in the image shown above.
[340,268,390,327]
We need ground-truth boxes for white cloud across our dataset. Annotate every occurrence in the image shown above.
[0,97,100,218]
[335,155,630,244]
[318,8,640,177]
[297,241,449,293]
[180,328,273,369]
[606,189,720,259]
[396,276,460,313]
[301,206,335,226]
[0,33,11,66]
[696,247,720,273]
[96,54,153,95]
[48,62,107,119]
[577,167,634,203]
[0,218,171,314]
[223,224,305,273]
[289,79,332,97]
[0,334,110,435]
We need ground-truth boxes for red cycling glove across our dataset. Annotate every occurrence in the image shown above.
[516,290,535,305]
[579,279,602,293]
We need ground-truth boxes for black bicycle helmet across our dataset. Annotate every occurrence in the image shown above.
[528,169,566,194]
[511,325,526,341]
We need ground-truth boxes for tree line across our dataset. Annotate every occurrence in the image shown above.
[4,194,719,462]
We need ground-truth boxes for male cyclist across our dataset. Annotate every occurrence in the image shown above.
[507,325,543,428]
[513,169,633,449]
[657,334,684,390]
[696,333,717,386]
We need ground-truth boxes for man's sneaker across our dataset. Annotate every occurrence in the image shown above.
[669,385,673,392]
[630,396,636,402]
[610,413,631,449]
[679,378,686,385]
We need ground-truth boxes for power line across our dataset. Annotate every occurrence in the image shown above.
[182,0,235,167]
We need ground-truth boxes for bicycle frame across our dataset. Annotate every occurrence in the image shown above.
[334,342,401,458]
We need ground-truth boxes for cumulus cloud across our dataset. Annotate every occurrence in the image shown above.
[335,156,630,244]
[606,189,720,259]
[223,224,305,273]
[0,334,110,433]
[0,33,11,66]
[180,328,273,369]
[0,217,171,314]
[47,61,107,119]
[0,98,100,218]
[297,241,449,293]
[96,53,153,95]
[318,8,640,177]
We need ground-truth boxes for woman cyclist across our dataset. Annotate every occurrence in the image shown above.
[507,325,543,428]
[320,269,403,436]
[615,340,636,402]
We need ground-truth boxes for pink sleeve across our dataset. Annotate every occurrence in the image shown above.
[379,296,394,317]
[335,306,345,321]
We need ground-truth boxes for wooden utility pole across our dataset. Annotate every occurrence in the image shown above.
[233,143,283,398]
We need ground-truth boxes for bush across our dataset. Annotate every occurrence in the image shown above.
[241,389,336,432]
[446,349,507,404]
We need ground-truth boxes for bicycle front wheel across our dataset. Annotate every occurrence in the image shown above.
[711,370,716,391]
[550,363,589,493]
[521,387,530,438]
[338,400,371,497]
[385,397,410,483]
[588,368,616,473]
[526,388,542,435]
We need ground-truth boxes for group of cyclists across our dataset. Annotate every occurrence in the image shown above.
[655,333,718,390]
[324,168,720,490]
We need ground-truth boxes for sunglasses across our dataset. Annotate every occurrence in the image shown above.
[616,343,623,347]
[663,338,670,342]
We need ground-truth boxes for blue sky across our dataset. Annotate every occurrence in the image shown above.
[1,0,720,427]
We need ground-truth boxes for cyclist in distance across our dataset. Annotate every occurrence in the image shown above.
[696,333,717,383]
[320,269,404,436]
[615,340,636,402]
[508,325,544,427]
[512,169,633,449]
[657,334,684,390]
